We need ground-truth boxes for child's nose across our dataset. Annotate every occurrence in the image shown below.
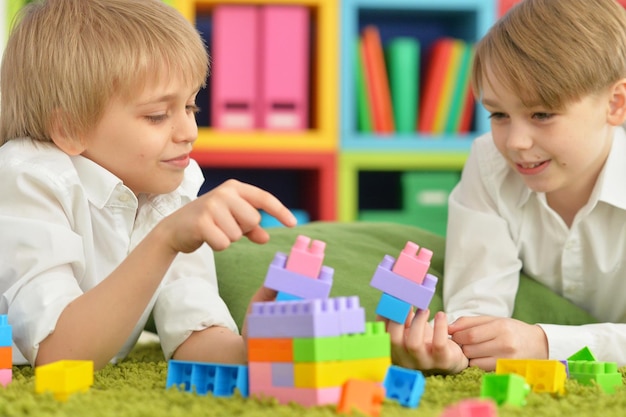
[173,112,198,144]
[505,123,533,150]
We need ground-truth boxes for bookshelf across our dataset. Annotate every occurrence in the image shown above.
[337,0,496,231]
[176,0,339,222]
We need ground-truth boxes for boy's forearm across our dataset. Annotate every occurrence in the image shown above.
[172,326,247,364]
[36,226,179,370]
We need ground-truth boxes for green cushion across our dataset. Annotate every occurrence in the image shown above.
[214,221,597,328]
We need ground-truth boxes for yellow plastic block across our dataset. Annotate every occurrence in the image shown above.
[35,360,94,401]
[294,357,391,388]
[496,358,566,395]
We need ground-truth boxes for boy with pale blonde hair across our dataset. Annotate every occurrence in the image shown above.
[0,0,296,369]
[384,0,626,373]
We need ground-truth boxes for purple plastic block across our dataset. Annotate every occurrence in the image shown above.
[271,363,294,387]
[370,255,438,310]
[264,252,333,299]
[247,297,365,338]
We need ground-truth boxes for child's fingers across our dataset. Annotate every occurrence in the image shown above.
[235,182,297,228]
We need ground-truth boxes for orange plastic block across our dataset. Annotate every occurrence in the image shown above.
[248,338,293,362]
[337,379,385,417]
[285,235,326,279]
[0,347,11,369]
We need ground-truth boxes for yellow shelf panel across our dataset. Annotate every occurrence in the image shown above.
[194,128,336,152]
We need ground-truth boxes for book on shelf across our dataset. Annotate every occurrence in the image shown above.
[432,39,464,134]
[444,41,473,134]
[361,25,395,134]
[355,38,373,133]
[387,37,420,134]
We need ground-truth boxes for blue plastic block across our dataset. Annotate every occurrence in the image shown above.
[166,360,249,398]
[261,209,310,227]
[383,365,425,408]
[0,315,11,347]
[276,291,303,301]
[375,293,411,324]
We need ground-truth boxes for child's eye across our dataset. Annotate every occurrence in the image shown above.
[532,112,554,121]
[146,114,168,123]
[488,112,507,120]
[186,104,200,114]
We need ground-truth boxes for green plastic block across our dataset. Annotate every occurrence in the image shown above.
[480,373,530,406]
[568,361,623,394]
[341,322,390,360]
[293,336,342,362]
[567,346,597,362]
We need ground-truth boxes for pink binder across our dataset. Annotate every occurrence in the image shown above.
[211,6,260,130]
[259,6,310,130]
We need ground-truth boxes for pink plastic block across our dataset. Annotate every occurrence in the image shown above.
[440,398,498,417]
[247,297,365,338]
[392,241,433,284]
[370,255,438,310]
[251,385,342,407]
[0,369,11,387]
[249,362,273,392]
[260,6,310,130]
[211,5,260,129]
[264,252,333,299]
[285,235,326,279]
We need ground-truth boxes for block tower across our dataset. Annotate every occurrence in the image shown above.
[247,235,391,407]
[0,315,11,386]
[370,241,437,323]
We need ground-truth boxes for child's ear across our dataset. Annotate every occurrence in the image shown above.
[49,110,86,156]
[607,78,626,126]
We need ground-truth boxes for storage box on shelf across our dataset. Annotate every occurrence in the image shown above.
[174,0,339,221]
[338,0,496,224]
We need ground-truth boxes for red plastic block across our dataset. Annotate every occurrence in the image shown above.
[285,235,326,279]
[391,241,433,284]
[337,379,385,416]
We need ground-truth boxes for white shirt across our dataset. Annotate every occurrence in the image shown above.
[444,128,626,365]
[0,138,237,365]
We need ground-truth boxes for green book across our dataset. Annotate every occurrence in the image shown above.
[356,38,372,133]
[386,37,420,133]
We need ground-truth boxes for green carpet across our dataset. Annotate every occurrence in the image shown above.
[2,342,625,417]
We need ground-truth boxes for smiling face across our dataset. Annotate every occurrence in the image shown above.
[80,74,201,195]
[481,69,616,206]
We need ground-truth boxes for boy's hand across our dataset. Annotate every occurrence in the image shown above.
[159,179,297,253]
[448,316,549,371]
[382,309,468,374]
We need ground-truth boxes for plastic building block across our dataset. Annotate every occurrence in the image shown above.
[248,362,273,392]
[35,360,94,402]
[294,357,390,388]
[276,291,303,301]
[293,322,390,363]
[370,255,438,310]
[285,235,326,279]
[166,360,249,398]
[0,369,11,387]
[568,346,597,362]
[337,379,385,417]
[480,373,530,406]
[0,347,10,369]
[271,363,294,387]
[383,365,425,408]
[0,315,12,347]
[568,361,623,394]
[375,292,411,324]
[496,359,566,395]
[440,398,498,417]
[248,338,293,362]
[251,385,342,407]
[391,241,433,284]
[264,252,333,299]
[247,296,365,339]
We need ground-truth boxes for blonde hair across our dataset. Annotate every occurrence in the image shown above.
[0,0,209,144]
[471,0,626,109]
